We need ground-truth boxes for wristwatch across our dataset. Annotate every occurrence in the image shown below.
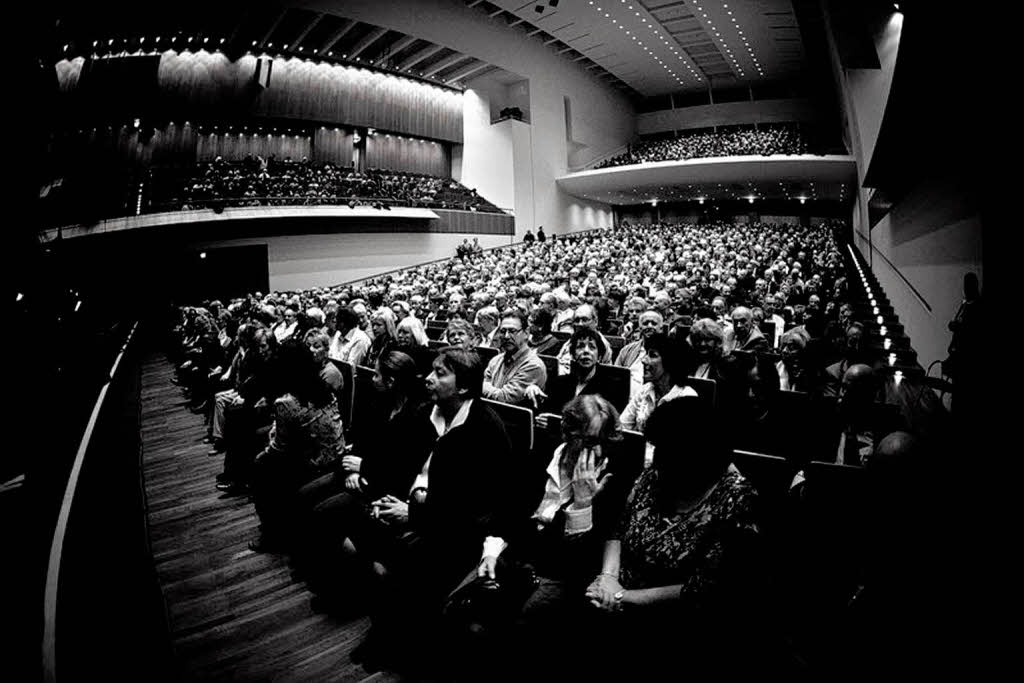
[613,589,625,602]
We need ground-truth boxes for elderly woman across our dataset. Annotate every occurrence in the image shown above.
[542,328,625,415]
[456,395,635,677]
[304,328,343,396]
[444,318,480,350]
[584,396,763,678]
[777,327,821,394]
[365,307,398,368]
[688,318,726,380]
[395,316,434,374]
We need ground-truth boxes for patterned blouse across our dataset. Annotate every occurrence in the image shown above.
[617,468,760,601]
[267,394,344,470]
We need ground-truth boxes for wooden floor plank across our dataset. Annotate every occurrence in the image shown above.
[140,355,401,682]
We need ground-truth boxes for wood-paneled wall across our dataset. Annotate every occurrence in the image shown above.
[196,132,312,161]
[54,52,464,142]
[365,134,449,177]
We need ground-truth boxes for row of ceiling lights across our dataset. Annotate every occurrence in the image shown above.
[66,35,464,87]
[692,1,764,79]
[587,0,702,87]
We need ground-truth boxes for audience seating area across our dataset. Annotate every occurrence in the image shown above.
[596,124,813,168]
[167,219,943,677]
[147,157,504,214]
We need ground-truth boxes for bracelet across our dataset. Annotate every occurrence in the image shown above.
[599,571,619,580]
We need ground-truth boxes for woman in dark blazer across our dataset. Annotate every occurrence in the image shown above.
[542,328,623,414]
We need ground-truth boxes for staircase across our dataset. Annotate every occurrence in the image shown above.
[842,243,921,376]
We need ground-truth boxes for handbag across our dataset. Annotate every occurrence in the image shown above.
[444,557,540,631]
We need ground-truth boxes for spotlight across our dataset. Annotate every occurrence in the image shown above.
[199,252,207,259]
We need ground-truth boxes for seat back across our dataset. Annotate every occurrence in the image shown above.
[760,320,777,348]
[598,363,631,413]
[425,325,445,341]
[330,359,356,432]
[685,376,717,410]
[605,335,626,356]
[477,346,499,364]
[538,354,560,380]
[481,398,534,461]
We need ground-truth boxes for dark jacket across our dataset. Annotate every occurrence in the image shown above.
[359,400,436,500]
[543,364,627,415]
[411,400,516,558]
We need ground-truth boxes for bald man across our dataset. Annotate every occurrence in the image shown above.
[614,310,665,398]
[729,306,770,353]
[833,364,905,466]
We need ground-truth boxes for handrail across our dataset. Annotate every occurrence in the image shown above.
[851,229,932,313]
[42,321,139,683]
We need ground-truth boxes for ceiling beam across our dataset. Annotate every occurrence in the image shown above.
[348,26,388,59]
[557,46,575,54]
[397,43,445,70]
[422,52,469,77]
[528,27,545,37]
[374,34,417,66]
[544,36,561,45]
[444,60,492,83]
[318,19,356,55]
[258,9,289,48]
[489,8,504,18]
[291,14,323,51]
[573,54,591,62]
[467,0,486,7]
[508,17,525,27]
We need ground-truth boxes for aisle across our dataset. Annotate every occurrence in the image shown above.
[140,355,397,682]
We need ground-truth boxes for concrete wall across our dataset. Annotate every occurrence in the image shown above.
[835,8,982,370]
[460,85,516,213]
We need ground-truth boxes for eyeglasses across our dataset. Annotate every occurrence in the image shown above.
[497,327,523,336]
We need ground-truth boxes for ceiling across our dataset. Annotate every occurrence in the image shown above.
[48,0,812,98]
[47,1,520,92]
[557,155,856,204]
[468,0,809,96]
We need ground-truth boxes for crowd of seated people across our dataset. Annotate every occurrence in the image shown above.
[597,124,811,168]
[151,155,502,213]
[167,218,945,677]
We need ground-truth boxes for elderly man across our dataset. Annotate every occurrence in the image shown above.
[728,306,770,353]
[555,303,613,375]
[474,305,501,349]
[482,309,548,408]
[552,288,574,332]
[329,307,371,367]
[615,309,665,398]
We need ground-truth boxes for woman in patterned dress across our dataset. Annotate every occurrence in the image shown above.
[585,395,765,676]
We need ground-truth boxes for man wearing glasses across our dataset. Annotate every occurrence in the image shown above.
[482,309,548,409]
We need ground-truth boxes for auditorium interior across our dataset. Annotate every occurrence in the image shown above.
[9,0,991,680]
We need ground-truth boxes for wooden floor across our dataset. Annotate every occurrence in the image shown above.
[141,355,400,682]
